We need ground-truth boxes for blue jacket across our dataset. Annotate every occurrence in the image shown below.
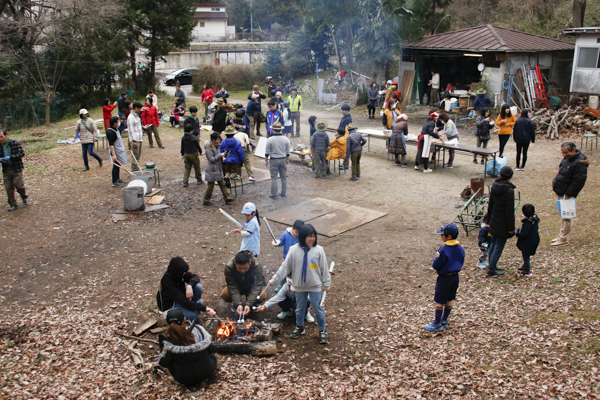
[220,137,245,164]
[278,228,299,260]
[311,130,330,151]
[247,92,267,109]
[516,215,540,256]
[246,100,261,116]
[478,226,491,248]
[432,240,465,275]
[338,113,352,130]
[474,94,491,111]
[266,110,282,135]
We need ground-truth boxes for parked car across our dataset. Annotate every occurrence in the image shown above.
[163,68,198,86]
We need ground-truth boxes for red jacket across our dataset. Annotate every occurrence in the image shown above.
[141,105,160,126]
[103,105,116,120]
[202,89,214,103]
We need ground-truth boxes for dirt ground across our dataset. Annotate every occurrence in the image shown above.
[1,94,599,399]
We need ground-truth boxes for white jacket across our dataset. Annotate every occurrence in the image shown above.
[127,112,144,142]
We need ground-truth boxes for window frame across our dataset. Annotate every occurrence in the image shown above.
[575,46,600,69]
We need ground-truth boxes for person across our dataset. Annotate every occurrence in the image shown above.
[367,82,378,119]
[246,94,261,139]
[346,124,366,181]
[215,86,229,104]
[428,69,440,106]
[141,97,163,149]
[516,204,540,277]
[265,122,290,198]
[473,107,494,164]
[201,83,214,116]
[220,125,245,186]
[476,222,491,269]
[221,249,266,316]
[123,99,132,120]
[439,113,459,169]
[106,116,128,188]
[157,256,216,322]
[247,85,267,136]
[212,98,230,134]
[265,100,282,136]
[513,109,536,171]
[390,114,408,167]
[415,112,440,173]
[339,104,352,130]
[281,102,292,138]
[551,142,589,247]
[203,132,234,206]
[274,219,305,260]
[288,87,302,137]
[230,202,261,257]
[308,116,317,139]
[181,121,204,187]
[474,88,492,111]
[326,127,348,170]
[102,98,117,131]
[266,77,277,97]
[232,109,251,136]
[117,92,127,118]
[170,102,186,128]
[157,309,216,387]
[0,129,29,211]
[233,119,255,182]
[382,100,397,130]
[184,106,201,138]
[146,90,158,112]
[256,277,314,322]
[425,222,465,332]
[311,121,330,179]
[483,166,515,277]
[272,91,284,112]
[174,84,186,107]
[118,116,127,135]
[496,104,516,158]
[128,102,144,172]
[266,224,331,344]
[73,108,102,171]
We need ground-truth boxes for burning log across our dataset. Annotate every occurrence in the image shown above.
[204,318,280,357]
[211,341,277,357]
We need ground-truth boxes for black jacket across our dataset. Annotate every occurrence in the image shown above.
[516,214,540,256]
[158,325,216,386]
[157,257,205,312]
[181,132,202,156]
[212,108,229,133]
[484,179,516,239]
[183,116,200,137]
[513,117,536,144]
[0,138,25,173]
[421,120,440,138]
[552,150,589,198]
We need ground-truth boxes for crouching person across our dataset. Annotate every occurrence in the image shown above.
[221,249,266,317]
[256,277,314,322]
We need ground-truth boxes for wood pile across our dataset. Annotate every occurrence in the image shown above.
[530,106,600,139]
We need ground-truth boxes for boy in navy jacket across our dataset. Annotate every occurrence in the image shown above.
[426,222,465,332]
[516,204,540,277]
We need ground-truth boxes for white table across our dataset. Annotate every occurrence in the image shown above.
[356,129,391,152]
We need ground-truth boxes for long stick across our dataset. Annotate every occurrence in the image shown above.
[320,262,336,307]
[219,208,244,229]
[114,160,134,176]
[113,330,159,344]
[130,149,143,172]
[256,286,267,300]
[262,217,279,244]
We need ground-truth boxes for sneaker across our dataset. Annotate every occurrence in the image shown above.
[517,266,525,272]
[112,181,124,187]
[441,320,449,329]
[279,193,286,197]
[274,284,282,293]
[319,330,329,344]
[290,326,305,339]
[476,262,487,269]
[425,322,443,332]
[174,125,180,129]
[315,176,321,179]
[7,205,18,211]
[480,159,485,165]
[357,175,360,178]
[117,179,125,184]
[350,177,357,181]
[514,167,522,171]
[277,310,293,320]
[268,194,278,199]
[23,198,30,205]
[414,165,419,170]
[443,164,453,169]
[182,183,189,187]
[550,239,569,247]
[520,271,532,277]
[224,199,235,205]
[321,175,326,179]
[401,163,409,167]
[224,178,231,188]
[487,269,505,277]
[98,159,103,168]
[197,180,204,185]
[256,132,263,136]
[394,163,402,166]
[233,175,241,180]
[83,167,90,172]
[423,169,433,173]
[249,177,256,182]
[203,201,214,206]
[550,237,559,243]
[305,312,315,323]
[473,159,478,164]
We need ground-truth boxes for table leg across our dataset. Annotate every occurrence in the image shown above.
[368,135,371,152]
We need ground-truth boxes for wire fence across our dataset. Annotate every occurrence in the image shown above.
[0,94,83,131]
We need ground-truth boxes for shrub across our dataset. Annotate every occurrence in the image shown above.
[192,64,265,94]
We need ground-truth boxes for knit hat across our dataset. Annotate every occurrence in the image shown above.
[253,85,259,90]
[224,125,235,135]
[271,121,283,131]
[165,309,185,325]
[346,123,357,131]
[276,91,282,96]
[341,104,350,111]
[500,166,514,178]
[316,120,328,130]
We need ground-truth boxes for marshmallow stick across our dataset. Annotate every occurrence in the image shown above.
[320,262,336,307]
[262,217,280,245]
[257,287,267,300]
[219,208,244,230]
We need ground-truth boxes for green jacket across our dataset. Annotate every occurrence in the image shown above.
[288,94,303,112]
[224,250,265,308]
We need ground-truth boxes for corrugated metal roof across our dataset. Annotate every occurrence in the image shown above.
[409,25,574,52]
[193,11,228,20]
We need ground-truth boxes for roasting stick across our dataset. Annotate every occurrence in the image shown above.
[129,149,143,172]
[257,286,268,300]
[220,208,244,235]
[320,262,335,307]
[262,217,280,245]
[114,160,135,176]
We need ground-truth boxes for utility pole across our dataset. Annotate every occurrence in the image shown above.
[250,0,253,40]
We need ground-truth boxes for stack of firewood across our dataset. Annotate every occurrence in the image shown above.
[530,106,600,139]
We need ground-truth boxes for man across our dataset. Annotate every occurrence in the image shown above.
[265,100,282,136]
[184,106,201,137]
[339,104,352,130]
[157,256,216,322]
[212,98,230,134]
[174,84,186,107]
[215,86,229,104]
[247,85,266,136]
[265,121,290,198]
[246,94,261,139]
[146,90,158,111]
[221,249,266,316]
[0,129,29,211]
[141,97,163,149]
[128,101,144,171]
[428,69,440,106]
[117,92,127,118]
[551,142,589,247]
[288,87,302,137]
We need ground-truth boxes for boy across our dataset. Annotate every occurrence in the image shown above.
[311,121,330,179]
[476,222,491,269]
[184,106,201,137]
[425,222,465,332]
[274,219,305,260]
[203,132,234,206]
[516,204,540,277]
[338,104,352,130]
[181,121,204,187]
[117,116,127,134]
[346,124,366,181]
[220,125,245,187]
[265,100,281,136]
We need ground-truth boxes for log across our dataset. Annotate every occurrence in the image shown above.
[211,341,277,357]
[133,318,158,336]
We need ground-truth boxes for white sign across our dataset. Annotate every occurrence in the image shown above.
[254,136,268,158]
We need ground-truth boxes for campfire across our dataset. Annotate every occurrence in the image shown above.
[205,318,282,356]
[215,319,259,342]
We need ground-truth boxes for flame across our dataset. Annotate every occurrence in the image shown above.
[216,318,237,340]
[246,322,253,329]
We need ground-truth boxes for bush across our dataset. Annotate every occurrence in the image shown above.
[192,64,265,94]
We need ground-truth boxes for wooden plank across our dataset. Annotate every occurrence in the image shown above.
[263,197,349,227]
[150,326,168,334]
[146,195,165,205]
[583,107,600,118]
[144,188,162,198]
[115,204,169,214]
[397,70,416,112]
[307,204,388,237]
[133,318,158,336]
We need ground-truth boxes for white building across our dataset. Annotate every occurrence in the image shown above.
[563,27,600,95]
[191,3,232,42]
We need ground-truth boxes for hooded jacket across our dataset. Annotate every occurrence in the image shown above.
[346,131,366,156]
[368,86,378,102]
[204,140,225,183]
[552,150,589,198]
[484,179,516,239]
[516,214,540,256]
[156,257,205,312]
[181,132,202,156]
[224,250,265,308]
[513,117,536,144]
[220,137,245,164]
[326,133,348,160]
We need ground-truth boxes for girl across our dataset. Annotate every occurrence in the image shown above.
[231,202,261,257]
[102,98,117,131]
[516,204,540,277]
[439,113,459,168]
[383,99,397,130]
[496,104,516,158]
[415,112,440,173]
[512,109,536,171]
[282,102,292,138]
[367,82,378,119]
[73,108,102,171]
[201,83,214,117]
[158,309,217,387]
[267,224,331,344]
[474,107,494,164]
[106,116,128,187]
[390,114,408,167]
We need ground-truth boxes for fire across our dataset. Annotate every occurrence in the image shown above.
[246,322,253,330]
[216,319,237,341]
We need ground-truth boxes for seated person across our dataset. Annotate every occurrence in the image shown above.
[221,250,266,316]
[257,277,314,322]
[157,256,215,322]
[170,102,186,128]
[158,309,217,386]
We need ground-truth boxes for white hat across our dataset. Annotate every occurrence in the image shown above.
[79,108,89,115]
[387,80,392,85]
[241,202,256,214]
[251,94,259,99]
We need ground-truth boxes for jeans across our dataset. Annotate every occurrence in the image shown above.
[498,135,510,158]
[488,236,507,272]
[522,253,531,272]
[81,143,102,168]
[295,291,325,331]
[269,158,287,196]
[172,283,204,322]
[516,142,530,168]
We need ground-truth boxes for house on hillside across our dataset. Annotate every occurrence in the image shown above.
[406,25,574,109]
[191,3,233,42]
[563,27,600,96]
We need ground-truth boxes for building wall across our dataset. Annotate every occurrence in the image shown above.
[159,51,264,70]
[570,33,600,95]
[192,20,227,41]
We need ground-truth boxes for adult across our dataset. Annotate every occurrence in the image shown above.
[513,109,536,171]
[415,112,440,173]
[146,90,158,112]
[0,129,29,211]
[551,142,589,247]
[246,94,261,139]
[102,98,117,131]
[117,92,128,118]
[390,114,408,167]
[141,97,163,149]
[127,102,144,172]
[221,249,266,316]
[496,104,516,158]
[271,91,284,112]
[157,256,216,322]
[203,132,234,206]
[266,77,277,97]
[311,121,330,179]
[247,85,266,136]
[73,108,102,171]
[201,83,214,116]
[439,113,459,169]
[211,98,229,134]
[123,100,132,120]
[215,86,229,104]
[174,84,186,107]
[474,89,492,111]
[339,104,352,130]
[428,69,440,106]
[288,87,302,137]
[473,107,494,164]
[367,82,378,119]
[265,121,290,198]
[106,116,128,187]
[483,166,515,277]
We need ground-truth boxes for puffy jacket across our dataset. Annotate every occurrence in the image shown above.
[212,108,228,133]
[338,113,352,130]
[246,100,260,115]
[552,150,589,197]
[475,115,493,141]
[368,87,378,101]
[496,114,516,135]
[484,179,516,239]
[311,130,330,151]
[156,257,205,312]
[516,214,540,256]
[224,250,265,308]
[73,118,99,144]
[204,140,224,183]
[513,117,536,144]
[346,131,366,156]
[220,137,245,164]
[327,133,347,160]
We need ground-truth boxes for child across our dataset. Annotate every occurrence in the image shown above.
[516,204,540,277]
[346,124,366,181]
[203,132,234,206]
[265,100,282,136]
[326,128,349,171]
[233,121,255,182]
[117,116,127,135]
[425,222,465,332]
[477,222,491,269]
[231,202,261,257]
[272,220,305,292]
[257,277,314,322]
[181,121,204,187]
[281,102,292,138]
[311,121,330,179]
[183,105,201,138]
[170,102,185,128]
[308,115,317,140]
[220,125,245,187]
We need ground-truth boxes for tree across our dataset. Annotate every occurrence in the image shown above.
[406,0,453,41]
[227,0,250,32]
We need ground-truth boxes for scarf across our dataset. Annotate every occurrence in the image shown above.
[300,246,310,283]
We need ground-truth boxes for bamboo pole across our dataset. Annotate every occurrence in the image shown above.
[130,149,143,172]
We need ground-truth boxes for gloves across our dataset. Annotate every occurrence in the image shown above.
[0,156,9,163]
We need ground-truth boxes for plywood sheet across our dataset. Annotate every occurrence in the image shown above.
[307,204,388,237]
[254,136,268,158]
[146,195,165,205]
[240,166,270,184]
[263,197,348,227]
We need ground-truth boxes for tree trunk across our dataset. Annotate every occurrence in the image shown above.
[44,93,54,127]
[130,45,138,93]
[345,19,354,77]
[573,0,586,28]
[210,341,277,356]
[330,26,342,74]
[150,54,156,90]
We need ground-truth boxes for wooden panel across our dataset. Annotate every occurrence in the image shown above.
[397,70,416,112]
[307,205,388,237]
[263,197,348,227]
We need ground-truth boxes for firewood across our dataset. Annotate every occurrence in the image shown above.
[211,341,277,357]
[133,318,158,336]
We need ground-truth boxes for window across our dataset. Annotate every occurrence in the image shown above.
[199,22,205,27]
[576,47,600,69]
[211,7,220,11]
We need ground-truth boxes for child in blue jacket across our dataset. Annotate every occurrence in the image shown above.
[516,204,540,277]
[220,125,245,187]
[426,222,465,332]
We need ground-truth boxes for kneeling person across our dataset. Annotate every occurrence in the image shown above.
[221,250,266,316]
[257,277,314,322]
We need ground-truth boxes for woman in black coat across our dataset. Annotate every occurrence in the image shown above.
[473,107,494,164]
[483,166,516,277]
[513,109,536,170]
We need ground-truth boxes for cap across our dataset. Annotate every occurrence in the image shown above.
[341,104,350,111]
[500,166,514,178]
[271,121,283,131]
[316,120,328,130]
[79,108,89,115]
[253,85,259,90]
[387,80,393,85]
[216,98,224,104]
[165,308,185,325]
[251,94,259,99]
[276,91,282,96]
[283,102,289,107]
[241,202,256,214]
[346,123,357,131]
[430,111,440,118]
[435,222,459,237]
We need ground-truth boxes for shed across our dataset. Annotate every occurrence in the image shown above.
[562,27,600,95]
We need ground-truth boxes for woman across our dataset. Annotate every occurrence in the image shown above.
[281,102,292,138]
[383,100,397,130]
[170,102,185,128]
[201,83,214,117]
[73,108,102,171]
[367,82,378,119]
[512,109,536,171]
[389,114,408,167]
[495,104,516,158]
[267,224,331,344]
[123,100,132,120]
[106,116,128,187]
[473,107,494,164]
[415,112,440,173]
[158,309,217,387]
[102,98,117,131]
[439,113,459,168]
